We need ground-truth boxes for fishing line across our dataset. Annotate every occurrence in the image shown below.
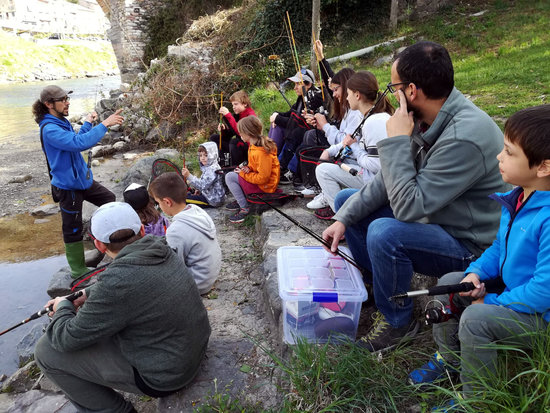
[248,193,366,274]
[286,11,308,110]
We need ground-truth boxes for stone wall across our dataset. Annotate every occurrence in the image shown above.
[97,0,164,82]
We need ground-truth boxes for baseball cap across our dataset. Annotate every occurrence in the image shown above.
[288,68,315,84]
[123,183,150,211]
[90,202,142,243]
[40,85,73,103]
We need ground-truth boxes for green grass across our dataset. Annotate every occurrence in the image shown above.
[267,338,424,412]
[249,88,297,131]
[0,30,117,81]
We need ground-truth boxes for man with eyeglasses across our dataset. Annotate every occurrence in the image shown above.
[32,85,124,279]
[322,41,508,352]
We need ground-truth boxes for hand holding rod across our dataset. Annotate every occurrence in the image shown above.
[0,290,84,336]
[390,282,475,301]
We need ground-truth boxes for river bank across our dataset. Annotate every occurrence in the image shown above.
[0,30,118,84]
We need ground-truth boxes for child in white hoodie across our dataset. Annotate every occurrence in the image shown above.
[149,172,221,294]
[182,141,225,207]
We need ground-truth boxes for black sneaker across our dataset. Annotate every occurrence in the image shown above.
[229,208,250,223]
[279,169,293,185]
[356,311,419,352]
[225,200,240,211]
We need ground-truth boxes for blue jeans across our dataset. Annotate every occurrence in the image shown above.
[334,189,476,329]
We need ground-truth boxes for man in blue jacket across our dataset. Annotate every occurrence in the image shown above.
[32,85,124,278]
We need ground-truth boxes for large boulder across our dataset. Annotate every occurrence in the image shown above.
[114,148,181,194]
[31,204,59,217]
[1,361,39,394]
[16,324,47,367]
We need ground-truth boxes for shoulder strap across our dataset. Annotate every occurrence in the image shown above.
[39,124,54,182]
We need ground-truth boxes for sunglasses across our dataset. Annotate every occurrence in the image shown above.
[52,96,70,103]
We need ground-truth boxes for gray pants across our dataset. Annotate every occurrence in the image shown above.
[225,171,248,209]
[315,162,364,210]
[35,335,141,412]
[433,272,548,395]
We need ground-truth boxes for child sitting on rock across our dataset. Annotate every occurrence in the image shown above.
[182,142,225,207]
[149,172,221,294]
[224,116,280,224]
[210,90,256,166]
[123,183,170,236]
[409,105,550,404]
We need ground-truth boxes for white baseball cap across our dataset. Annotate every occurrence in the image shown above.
[90,202,142,243]
[288,68,315,84]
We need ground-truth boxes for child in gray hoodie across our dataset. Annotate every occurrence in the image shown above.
[149,172,221,294]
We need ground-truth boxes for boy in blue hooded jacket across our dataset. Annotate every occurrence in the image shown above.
[409,104,550,398]
[32,85,124,278]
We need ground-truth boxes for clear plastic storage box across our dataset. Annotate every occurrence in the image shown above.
[277,246,368,344]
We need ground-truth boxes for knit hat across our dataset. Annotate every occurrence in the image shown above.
[90,202,142,243]
[40,85,73,103]
[288,68,315,84]
[123,183,150,211]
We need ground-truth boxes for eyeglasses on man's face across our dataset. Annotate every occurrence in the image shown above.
[52,96,70,103]
[386,81,410,94]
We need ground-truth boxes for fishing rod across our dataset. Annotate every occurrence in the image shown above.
[390,277,505,301]
[248,193,366,275]
[0,290,84,337]
[267,55,293,109]
[286,11,308,111]
[219,92,224,152]
[390,282,476,301]
[311,31,325,102]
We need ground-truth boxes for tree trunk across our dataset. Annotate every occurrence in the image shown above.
[389,0,399,29]
[311,0,321,75]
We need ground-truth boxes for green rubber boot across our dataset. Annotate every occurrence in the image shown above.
[65,241,89,279]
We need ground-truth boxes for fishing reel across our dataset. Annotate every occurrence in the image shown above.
[316,106,329,116]
[333,145,352,162]
[220,152,231,167]
[424,299,455,325]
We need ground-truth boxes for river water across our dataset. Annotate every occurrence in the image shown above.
[0,75,120,377]
[0,75,121,146]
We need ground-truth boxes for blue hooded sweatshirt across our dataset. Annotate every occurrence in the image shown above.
[39,114,108,190]
[465,187,550,322]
